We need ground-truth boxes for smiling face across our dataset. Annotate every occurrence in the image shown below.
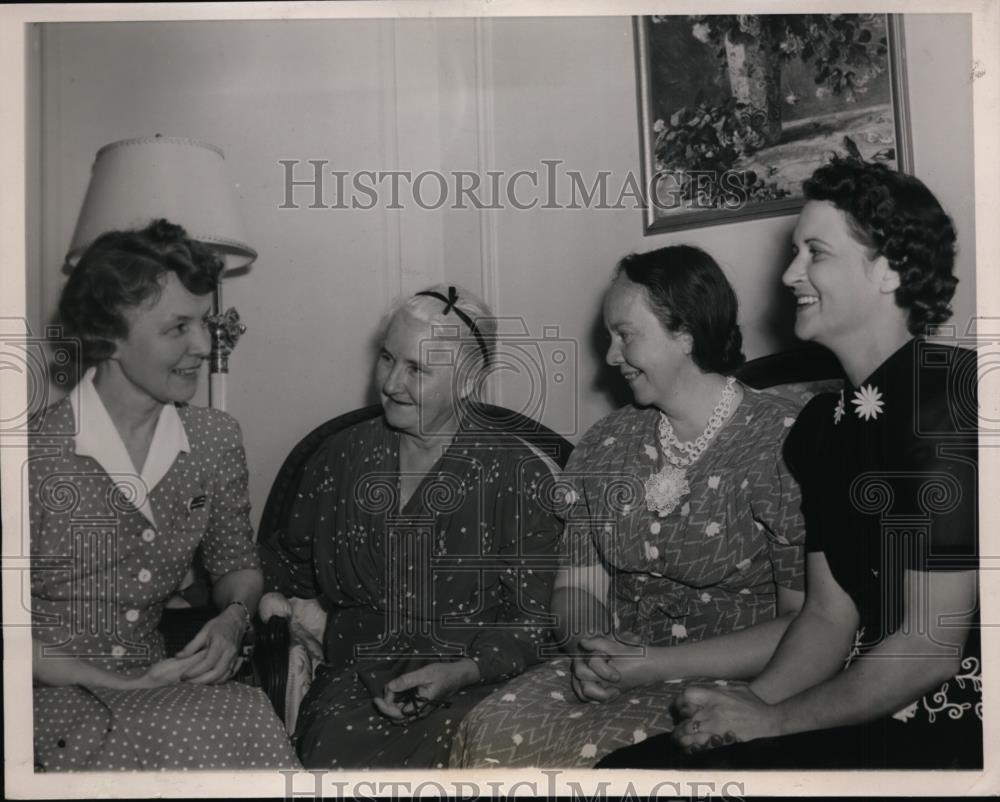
[603,277,693,409]
[108,271,213,406]
[783,200,898,352]
[375,311,467,439]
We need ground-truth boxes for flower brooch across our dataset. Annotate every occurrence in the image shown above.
[834,384,884,424]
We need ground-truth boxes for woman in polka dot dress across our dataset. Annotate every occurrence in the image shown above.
[30,220,299,771]
[259,285,563,769]
[450,246,808,768]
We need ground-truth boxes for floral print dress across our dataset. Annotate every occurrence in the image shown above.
[259,416,563,769]
[450,386,807,768]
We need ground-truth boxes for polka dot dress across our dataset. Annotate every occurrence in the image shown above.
[30,398,299,771]
[34,683,298,771]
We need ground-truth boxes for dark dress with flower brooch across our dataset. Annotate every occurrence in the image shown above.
[598,338,982,769]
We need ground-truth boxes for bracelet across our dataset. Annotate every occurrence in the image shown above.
[225,600,252,632]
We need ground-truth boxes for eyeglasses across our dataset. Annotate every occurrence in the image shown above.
[389,690,453,725]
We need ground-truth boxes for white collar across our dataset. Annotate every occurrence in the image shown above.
[69,367,190,526]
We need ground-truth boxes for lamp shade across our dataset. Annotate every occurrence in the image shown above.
[65,136,257,272]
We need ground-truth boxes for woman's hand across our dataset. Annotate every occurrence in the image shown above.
[671,684,782,751]
[174,605,247,684]
[571,634,655,703]
[32,637,205,691]
[373,660,479,722]
[133,654,205,689]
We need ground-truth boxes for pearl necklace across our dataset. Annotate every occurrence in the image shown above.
[660,376,738,466]
[644,376,738,517]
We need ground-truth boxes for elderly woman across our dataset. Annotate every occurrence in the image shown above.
[258,284,562,769]
[450,245,807,768]
[599,159,981,769]
[30,219,298,771]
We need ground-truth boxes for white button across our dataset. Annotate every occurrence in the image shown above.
[141,528,155,542]
[111,645,125,657]
[125,609,139,623]
[138,569,152,583]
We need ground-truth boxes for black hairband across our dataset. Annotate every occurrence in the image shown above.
[414,286,490,364]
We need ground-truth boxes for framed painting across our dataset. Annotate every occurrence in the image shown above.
[635,14,912,233]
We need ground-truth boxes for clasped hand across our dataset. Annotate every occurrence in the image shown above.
[671,684,781,751]
[373,660,478,724]
[570,634,654,703]
[164,606,246,685]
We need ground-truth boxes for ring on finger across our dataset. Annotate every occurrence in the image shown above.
[690,720,700,734]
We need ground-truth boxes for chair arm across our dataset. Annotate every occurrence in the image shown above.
[252,610,291,726]
[254,592,328,733]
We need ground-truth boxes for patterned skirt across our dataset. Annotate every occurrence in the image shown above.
[34,682,300,771]
[294,661,494,769]
[449,658,709,768]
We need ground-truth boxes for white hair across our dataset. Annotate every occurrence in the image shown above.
[374,284,497,372]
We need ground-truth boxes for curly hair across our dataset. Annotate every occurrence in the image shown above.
[615,245,745,374]
[803,158,958,334]
[58,219,222,368]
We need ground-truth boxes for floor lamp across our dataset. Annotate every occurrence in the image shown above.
[64,135,256,411]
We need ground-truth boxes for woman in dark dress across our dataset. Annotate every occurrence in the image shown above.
[258,285,562,769]
[598,158,981,769]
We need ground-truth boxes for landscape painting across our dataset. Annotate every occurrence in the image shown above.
[635,14,912,233]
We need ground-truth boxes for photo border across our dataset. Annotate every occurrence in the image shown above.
[1,1,997,799]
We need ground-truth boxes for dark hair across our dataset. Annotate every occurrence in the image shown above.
[803,157,958,334]
[615,245,745,373]
[58,219,222,367]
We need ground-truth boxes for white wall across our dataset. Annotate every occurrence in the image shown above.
[483,14,976,437]
[32,14,975,530]
[34,18,485,525]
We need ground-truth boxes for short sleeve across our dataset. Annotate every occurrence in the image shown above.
[27,445,64,643]
[557,432,602,569]
[782,393,837,557]
[28,451,49,600]
[200,415,260,577]
[750,435,807,591]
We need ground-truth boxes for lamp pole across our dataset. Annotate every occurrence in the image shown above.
[207,282,246,411]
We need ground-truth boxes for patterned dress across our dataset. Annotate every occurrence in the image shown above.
[598,339,982,769]
[450,386,806,767]
[30,374,299,771]
[258,416,562,769]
